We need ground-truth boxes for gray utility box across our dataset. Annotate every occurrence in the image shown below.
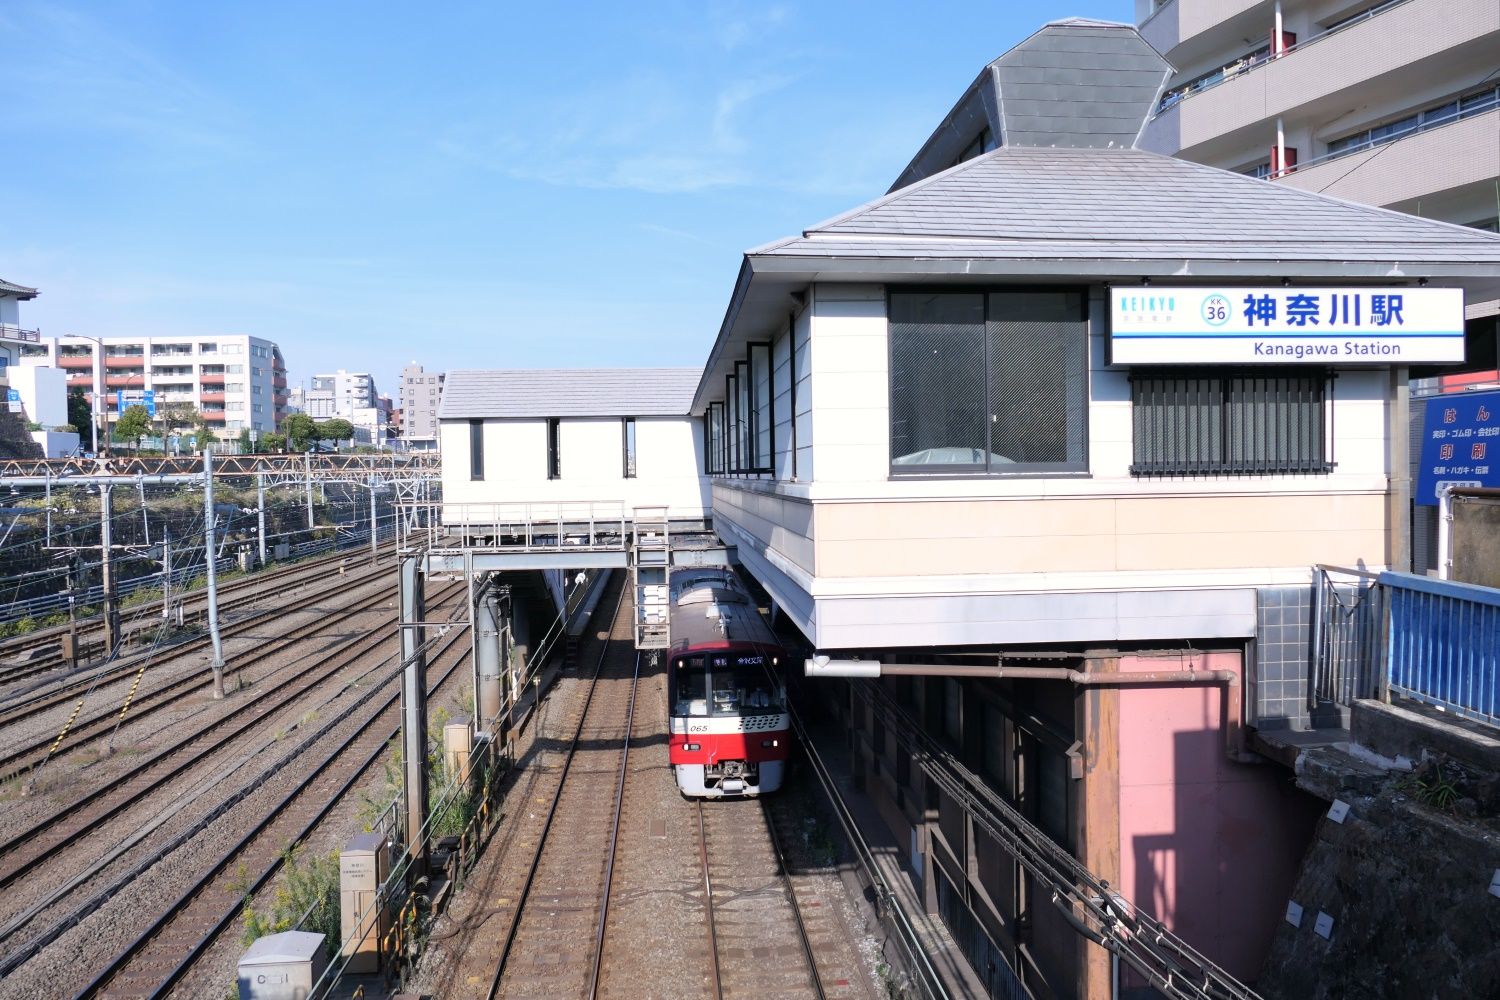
[237,930,327,1000]
[341,831,391,974]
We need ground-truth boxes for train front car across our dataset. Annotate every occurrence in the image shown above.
[666,570,790,798]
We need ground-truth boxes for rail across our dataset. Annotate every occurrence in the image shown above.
[1383,571,1500,727]
[0,324,41,343]
[406,500,630,555]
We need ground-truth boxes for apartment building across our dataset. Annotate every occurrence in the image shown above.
[24,334,289,434]
[0,277,40,377]
[303,369,392,446]
[1135,0,1500,321]
[398,363,444,450]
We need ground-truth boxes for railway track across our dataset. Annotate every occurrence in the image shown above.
[482,577,638,999]
[0,566,404,780]
[0,581,466,896]
[0,548,393,695]
[60,603,474,999]
[0,541,395,686]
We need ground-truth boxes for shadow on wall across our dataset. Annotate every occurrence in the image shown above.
[1119,655,1322,990]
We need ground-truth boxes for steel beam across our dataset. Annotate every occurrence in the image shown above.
[398,554,429,879]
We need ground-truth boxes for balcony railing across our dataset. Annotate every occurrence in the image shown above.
[0,324,40,343]
[1153,0,1414,117]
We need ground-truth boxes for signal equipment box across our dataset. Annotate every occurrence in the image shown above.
[340,832,390,974]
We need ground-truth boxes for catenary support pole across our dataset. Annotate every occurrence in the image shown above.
[399,554,429,878]
[368,473,377,561]
[99,482,119,656]
[304,451,314,530]
[256,472,268,567]
[161,530,172,621]
[475,584,502,735]
[204,450,226,698]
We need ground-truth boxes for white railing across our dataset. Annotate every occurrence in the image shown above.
[405,500,630,554]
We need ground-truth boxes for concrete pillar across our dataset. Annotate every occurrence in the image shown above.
[339,831,389,974]
[1074,652,1122,1000]
[398,555,428,878]
[476,593,503,735]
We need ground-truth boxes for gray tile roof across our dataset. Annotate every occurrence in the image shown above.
[439,368,701,420]
[890,22,1171,190]
[0,278,38,298]
[774,146,1500,264]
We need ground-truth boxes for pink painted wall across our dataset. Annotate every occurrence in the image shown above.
[1116,650,1320,984]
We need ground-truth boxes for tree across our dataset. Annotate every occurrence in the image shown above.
[193,422,218,451]
[282,413,317,451]
[114,404,152,452]
[67,388,92,432]
[318,419,355,447]
[158,403,198,451]
[260,431,287,453]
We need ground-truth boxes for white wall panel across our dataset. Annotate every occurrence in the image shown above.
[808,283,886,483]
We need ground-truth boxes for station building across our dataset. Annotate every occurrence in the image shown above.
[431,19,1500,1000]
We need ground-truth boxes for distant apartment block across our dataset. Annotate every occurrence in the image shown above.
[304,369,393,446]
[23,333,289,434]
[398,363,444,449]
[1135,0,1500,330]
[0,277,40,377]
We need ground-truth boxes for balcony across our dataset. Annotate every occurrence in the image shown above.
[104,374,146,389]
[1138,0,1267,66]
[199,373,225,385]
[105,354,145,368]
[0,324,41,344]
[1278,107,1500,213]
[1139,0,1500,159]
[58,354,95,369]
[199,391,226,405]
[66,374,93,387]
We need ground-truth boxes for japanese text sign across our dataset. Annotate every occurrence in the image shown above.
[1416,389,1500,506]
[1111,287,1465,364]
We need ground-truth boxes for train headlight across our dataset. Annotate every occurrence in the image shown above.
[684,743,701,751]
[762,739,779,748]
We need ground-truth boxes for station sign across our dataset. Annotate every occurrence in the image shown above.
[1415,389,1500,506]
[1110,287,1465,364]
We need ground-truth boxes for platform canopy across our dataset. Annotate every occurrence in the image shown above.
[694,145,1500,411]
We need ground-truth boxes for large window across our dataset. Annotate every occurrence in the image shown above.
[889,289,1088,475]
[1130,369,1331,476]
[712,344,775,476]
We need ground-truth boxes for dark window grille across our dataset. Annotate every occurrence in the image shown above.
[622,417,636,478]
[1130,369,1332,476]
[468,419,484,481]
[546,418,561,480]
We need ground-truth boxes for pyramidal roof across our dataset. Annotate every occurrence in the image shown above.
[764,146,1500,264]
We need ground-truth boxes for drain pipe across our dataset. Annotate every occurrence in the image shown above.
[805,656,1250,762]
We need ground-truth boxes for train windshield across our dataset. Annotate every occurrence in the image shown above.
[672,653,783,717]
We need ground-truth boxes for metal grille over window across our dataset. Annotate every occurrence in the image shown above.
[1130,369,1332,476]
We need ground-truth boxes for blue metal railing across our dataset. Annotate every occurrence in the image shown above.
[1382,571,1500,727]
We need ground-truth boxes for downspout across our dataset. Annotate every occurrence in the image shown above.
[806,656,1251,762]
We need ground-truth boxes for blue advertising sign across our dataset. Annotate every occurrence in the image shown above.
[143,389,156,416]
[1416,389,1500,506]
[5,389,18,403]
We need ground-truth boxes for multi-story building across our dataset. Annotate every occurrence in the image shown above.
[1135,0,1500,326]
[304,369,391,446]
[24,333,289,436]
[398,363,444,450]
[0,277,40,377]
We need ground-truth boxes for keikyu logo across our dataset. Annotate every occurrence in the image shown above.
[1117,293,1177,323]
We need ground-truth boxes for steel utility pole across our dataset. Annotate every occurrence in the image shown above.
[399,556,429,879]
[304,451,314,531]
[256,472,268,567]
[99,483,119,656]
[160,530,173,621]
[204,450,226,698]
[368,474,378,561]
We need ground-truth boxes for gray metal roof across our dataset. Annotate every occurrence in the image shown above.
[0,278,38,299]
[890,22,1171,191]
[788,146,1500,262]
[439,368,701,420]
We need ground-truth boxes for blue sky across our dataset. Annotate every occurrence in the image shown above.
[1,1,1127,398]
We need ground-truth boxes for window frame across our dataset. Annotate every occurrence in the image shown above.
[886,285,1091,479]
[746,341,774,474]
[468,418,484,481]
[546,417,561,480]
[622,416,637,479]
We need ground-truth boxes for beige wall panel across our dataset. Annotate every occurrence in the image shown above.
[818,533,1113,578]
[815,497,1118,542]
[1115,527,1386,572]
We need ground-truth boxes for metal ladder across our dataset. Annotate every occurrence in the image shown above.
[631,506,671,650]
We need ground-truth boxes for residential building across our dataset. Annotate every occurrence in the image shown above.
[304,369,391,446]
[1135,0,1500,325]
[23,333,289,435]
[398,363,444,450]
[0,277,41,379]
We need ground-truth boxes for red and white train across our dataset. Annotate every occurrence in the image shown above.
[666,567,790,798]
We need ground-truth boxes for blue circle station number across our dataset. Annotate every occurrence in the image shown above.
[1202,294,1231,326]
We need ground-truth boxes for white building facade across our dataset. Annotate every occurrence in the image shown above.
[398,363,444,450]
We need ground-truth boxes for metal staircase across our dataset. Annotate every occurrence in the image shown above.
[631,506,671,650]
